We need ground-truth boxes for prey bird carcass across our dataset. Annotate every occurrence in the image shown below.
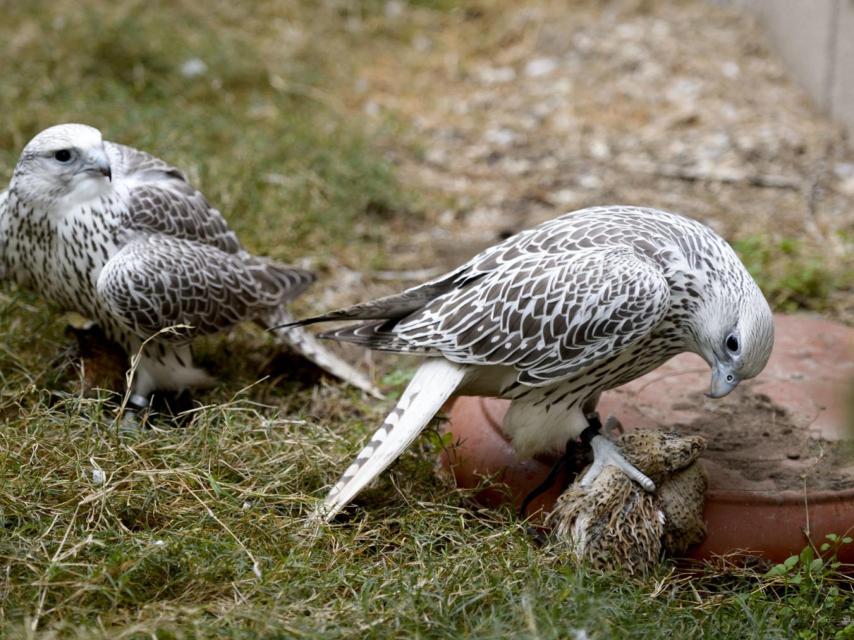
[293,206,774,520]
[0,124,381,408]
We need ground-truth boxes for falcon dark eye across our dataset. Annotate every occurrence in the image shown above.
[54,149,73,163]
[726,335,739,353]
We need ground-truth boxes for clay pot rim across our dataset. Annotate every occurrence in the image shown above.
[461,395,854,506]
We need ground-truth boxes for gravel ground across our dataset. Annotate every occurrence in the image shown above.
[341,0,853,316]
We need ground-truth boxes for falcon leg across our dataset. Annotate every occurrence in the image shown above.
[118,393,151,431]
[579,422,656,492]
[518,418,600,519]
[129,393,150,410]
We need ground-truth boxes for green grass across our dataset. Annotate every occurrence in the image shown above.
[733,235,851,314]
[1,1,852,638]
[3,395,853,639]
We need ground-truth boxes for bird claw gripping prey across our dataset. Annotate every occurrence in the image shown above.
[580,435,656,493]
[0,123,380,405]
[516,413,600,518]
[294,205,774,521]
[547,430,708,575]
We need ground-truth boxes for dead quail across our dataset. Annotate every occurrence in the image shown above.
[546,430,707,574]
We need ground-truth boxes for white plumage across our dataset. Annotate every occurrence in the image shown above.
[295,205,774,519]
[0,123,381,405]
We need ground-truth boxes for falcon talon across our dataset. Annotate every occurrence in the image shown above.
[582,435,657,493]
[128,393,150,412]
[602,416,624,439]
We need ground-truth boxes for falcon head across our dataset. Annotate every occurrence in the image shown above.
[12,123,112,206]
[698,276,774,398]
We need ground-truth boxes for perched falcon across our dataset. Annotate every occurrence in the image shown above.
[294,206,775,520]
[0,123,381,407]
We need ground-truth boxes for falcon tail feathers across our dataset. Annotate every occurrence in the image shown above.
[269,270,477,331]
[270,314,332,330]
[266,310,383,399]
[318,320,434,354]
[320,358,469,521]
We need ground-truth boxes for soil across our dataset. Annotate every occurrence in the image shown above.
[343,0,853,319]
[663,385,854,493]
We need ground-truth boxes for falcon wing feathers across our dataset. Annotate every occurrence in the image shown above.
[106,141,242,254]
[323,246,671,386]
[0,189,7,280]
[97,235,313,339]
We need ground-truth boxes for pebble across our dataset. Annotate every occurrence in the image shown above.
[476,66,516,84]
[524,57,558,77]
[179,58,207,79]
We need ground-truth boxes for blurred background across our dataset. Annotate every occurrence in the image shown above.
[1,0,851,321]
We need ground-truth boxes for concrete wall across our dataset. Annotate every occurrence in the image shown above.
[831,0,854,134]
[720,0,854,137]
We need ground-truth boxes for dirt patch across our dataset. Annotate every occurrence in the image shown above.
[666,388,854,493]
[347,0,853,317]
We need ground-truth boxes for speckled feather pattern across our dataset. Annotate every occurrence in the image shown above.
[316,207,771,451]
[0,126,380,397]
[3,140,311,341]
[0,189,8,280]
[318,207,760,375]
[312,206,774,516]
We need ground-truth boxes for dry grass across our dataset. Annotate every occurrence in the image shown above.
[4,388,851,638]
[1,1,852,638]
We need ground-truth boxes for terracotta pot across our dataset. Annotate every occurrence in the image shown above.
[439,395,854,565]
[438,316,854,564]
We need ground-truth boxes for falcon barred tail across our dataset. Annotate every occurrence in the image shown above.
[320,358,467,520]
[266,309,382,399]
[301,205,774,519]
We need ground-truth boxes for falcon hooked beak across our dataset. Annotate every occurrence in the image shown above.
[706,359,739,398]
[84,148,112,182]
